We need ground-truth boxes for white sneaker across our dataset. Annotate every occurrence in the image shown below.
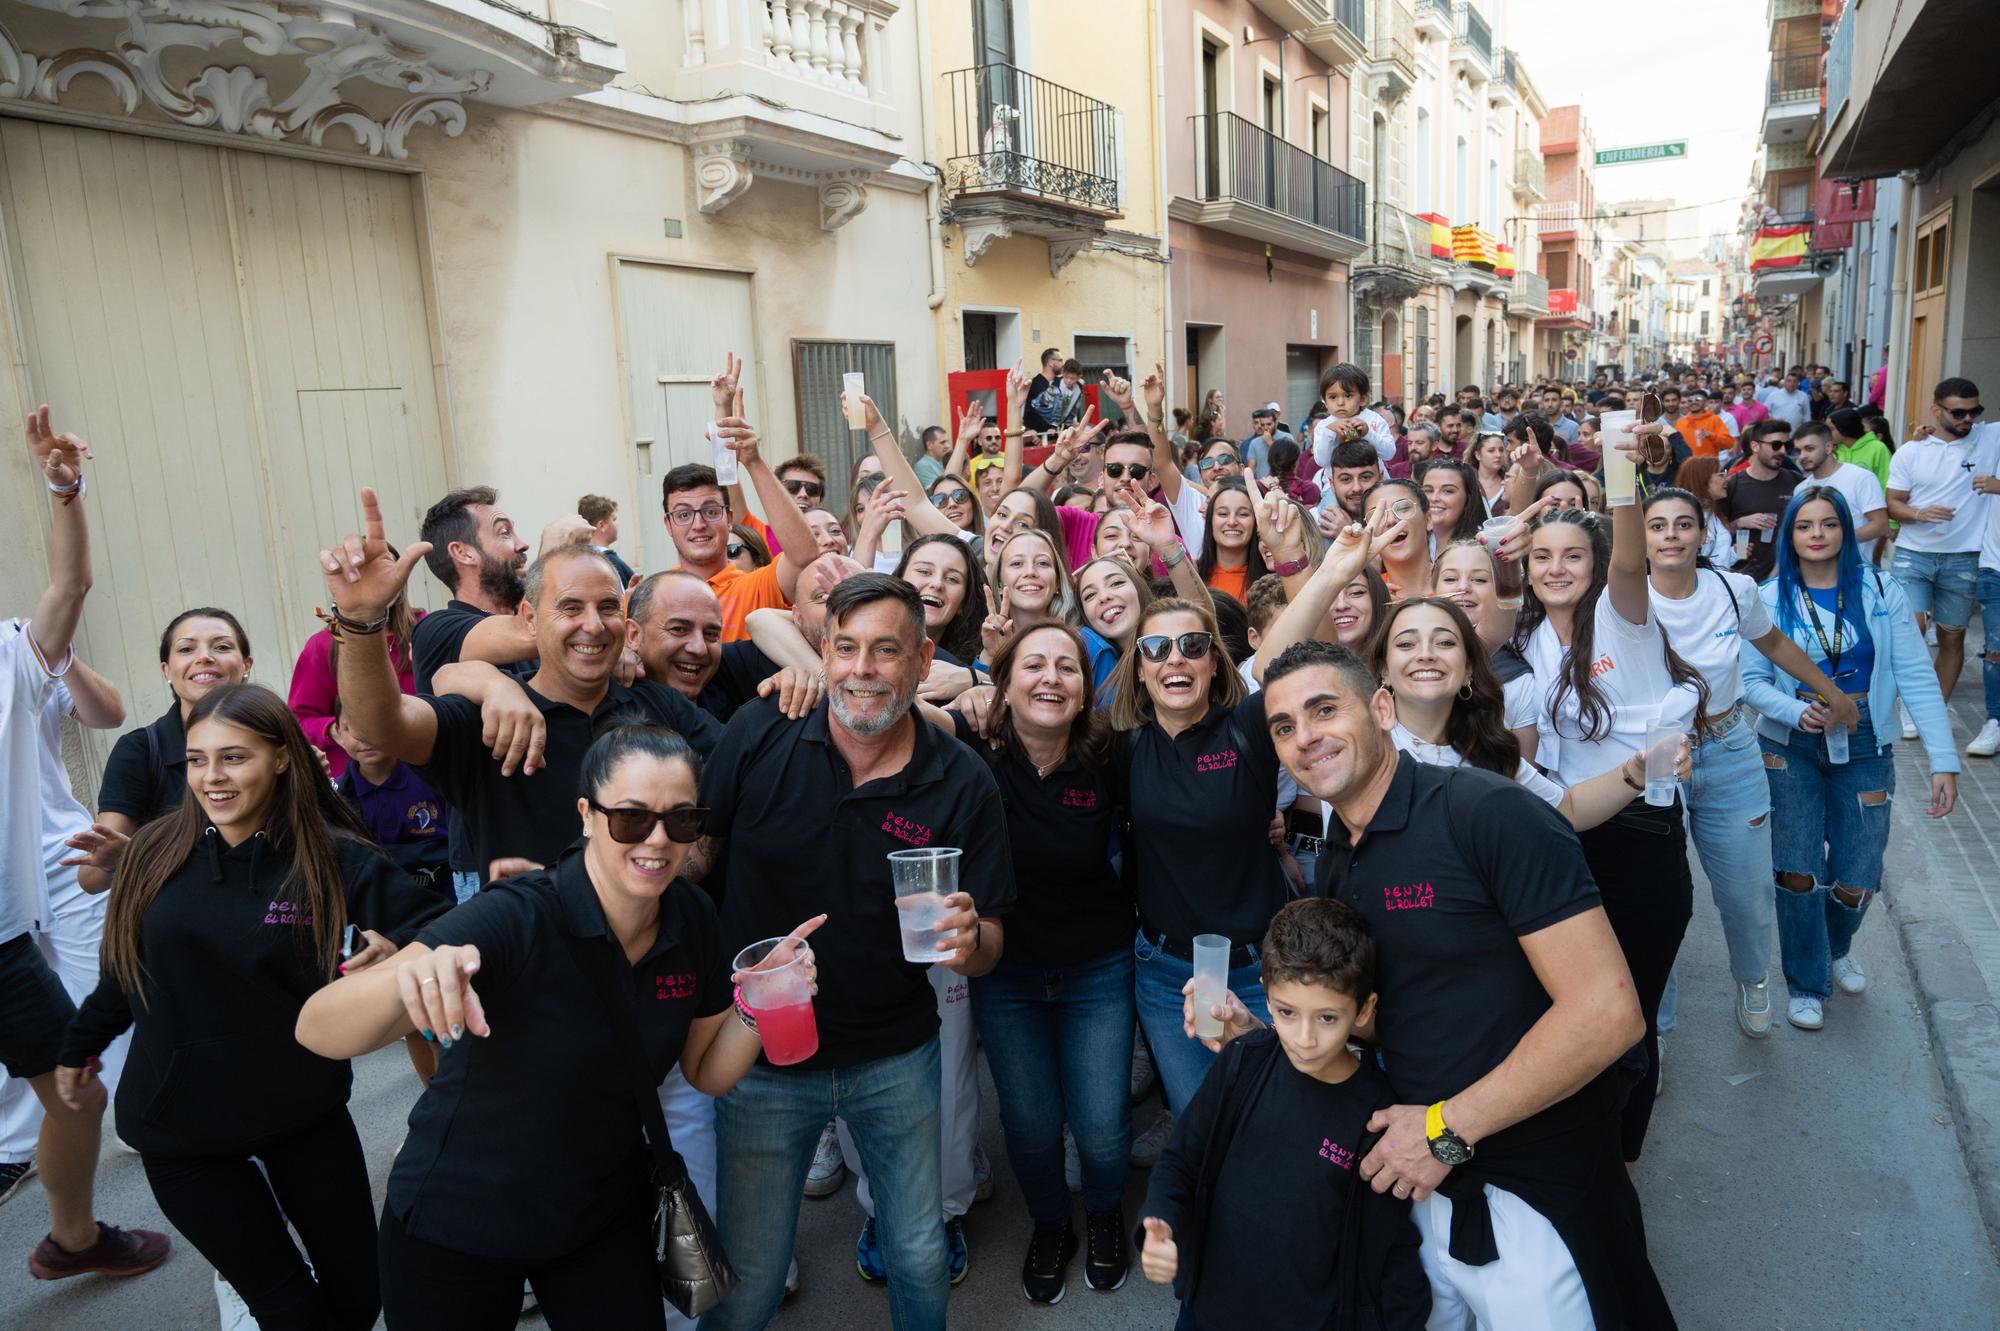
[972,1144,993,1203]
[804,1121,846,1199]
[1787,996,1824,1030]
[1968,719,2000,758]
[1831,955,1869,996]
[1900,703,1919,740]
[1736,980,1773,1039]
[1654,1035,1665,1095]
[215,1273,254,1331]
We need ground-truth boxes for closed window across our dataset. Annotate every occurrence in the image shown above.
[793,340,898,511]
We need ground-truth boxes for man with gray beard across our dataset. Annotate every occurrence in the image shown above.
[686,574,1014,1331]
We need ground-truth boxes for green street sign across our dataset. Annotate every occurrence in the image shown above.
[1595,142,1687,166]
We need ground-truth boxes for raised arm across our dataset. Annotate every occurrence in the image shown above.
[744,606,822,674]
[1605,434,1650,626]
[60,653,125,729]
[1132,498,1208,604]
[999,362,1031,495]
[856,393,957,538]
[1137,364,1185,505]
[320,487,441,765]
[1252,506,1410,682]
[25,406,92,669]
[727,407,813,604]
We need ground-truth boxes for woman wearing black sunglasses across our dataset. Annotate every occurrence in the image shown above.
[298,725,820,1330]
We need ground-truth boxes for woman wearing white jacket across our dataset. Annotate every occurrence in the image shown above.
[1741,486,1960,1032]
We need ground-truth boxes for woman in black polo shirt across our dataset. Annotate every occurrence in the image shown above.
[946,621,1134,1304]
[55,684,443,1331]
[298,725,806,1330]
[1103,596,1287,1119]
[71,607,254,891]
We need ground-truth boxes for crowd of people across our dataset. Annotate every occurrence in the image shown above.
[0,346,1989,1331]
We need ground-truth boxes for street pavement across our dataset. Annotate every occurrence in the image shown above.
[7,663,2000,1328]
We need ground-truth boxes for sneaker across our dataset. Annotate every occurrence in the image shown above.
[215,1272,254,1331]
[854,1217,886,1283]
[1083,1208,1129,1291]
[1129,1032,1156,1105]
[1129,1111,1173,1168]
[1021,1220,1076,1304]
[1831,955,1869,996]
[943,1216,969,1286]
[1064,1128,1082,1193]
[783,1257,799,1302]
[1787,996,1824,1030]
[1968,719,2000,758]
[1654,1035,1664,1096]
[972,1145,993,1203]
[0,1159,34,1207]
[28,1222,171,1280]
[805,1121,846,1199]
[1901,703,1919,740]
[1736,980,1773,1039]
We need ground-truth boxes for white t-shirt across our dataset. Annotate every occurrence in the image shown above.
[1524,592,1701,787]
[1390,721,1566,808]
[1502,671,1541,733]
[1311,407,1398,471]
[1974,432,2000,573]
[1166,481,1208,559]
[1886,428,1993,553]
[1804,461,1888,561]
[1764,388,1812,429]
[35,680,93,866]
[0,621,65,940]
[1648,569,1773,711]
[1700,514,1738,569]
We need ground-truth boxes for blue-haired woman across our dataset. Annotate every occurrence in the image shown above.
[1741,486,1960,1033]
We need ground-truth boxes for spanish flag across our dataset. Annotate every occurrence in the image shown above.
[1750,225,1809,271]
[1420,213,1453,259]
[1452,225,1499,270]
[1495,244,1516,279]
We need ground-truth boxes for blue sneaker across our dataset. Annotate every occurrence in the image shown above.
[944,1216,969,1286]
[855,1217,887,1283]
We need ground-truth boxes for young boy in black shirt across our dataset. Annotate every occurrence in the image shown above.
[1138,899,1429,1330]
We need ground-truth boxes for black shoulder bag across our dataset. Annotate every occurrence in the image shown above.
[561,930,738,1317]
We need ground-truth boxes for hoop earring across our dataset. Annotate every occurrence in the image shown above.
[1458,683,1474,701]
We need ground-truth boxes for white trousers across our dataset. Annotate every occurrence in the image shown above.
[838,965,979,1220]
[1413,1183,1594,1331]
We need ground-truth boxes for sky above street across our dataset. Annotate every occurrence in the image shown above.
[1508,0,1771,255]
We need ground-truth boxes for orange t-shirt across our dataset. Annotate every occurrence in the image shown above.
[1676,412,1733,459]
[1205,562,1250,605]
[706,561,790,642]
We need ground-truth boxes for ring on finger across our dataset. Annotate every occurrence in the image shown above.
[420,977,439,987]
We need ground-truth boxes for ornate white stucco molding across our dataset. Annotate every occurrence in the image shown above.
[0,0,495,159]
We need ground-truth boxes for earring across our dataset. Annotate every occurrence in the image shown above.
[1458,683,1474,701]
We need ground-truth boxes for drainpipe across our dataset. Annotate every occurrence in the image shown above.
[1152,0,1173,390]
[914,0,945,311]
[1884,169,1916,429]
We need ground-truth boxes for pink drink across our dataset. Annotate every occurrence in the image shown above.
[753,998,819,1066]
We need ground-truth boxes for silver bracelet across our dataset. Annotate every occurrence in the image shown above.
[46,475,83,497]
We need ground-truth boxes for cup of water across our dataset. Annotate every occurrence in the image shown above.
[889,848,961,964]
[1643,720,1683,808]
[1191,934,1232,1039]
[734,937,818,1066]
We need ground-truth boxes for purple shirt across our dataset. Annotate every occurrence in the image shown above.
[338,762,449,849]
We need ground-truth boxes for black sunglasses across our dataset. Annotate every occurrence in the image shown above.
[1943,405,1986,422]
[1103,462,1153,481]
[589,801,708,845]
[1136,631,1213,663]
[1197,454,1239,471]
[782,478,826,499]
[726,542,746,558]
[933,487,973,506]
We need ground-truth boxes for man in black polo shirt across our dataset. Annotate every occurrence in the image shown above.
[626,570,788,723]
[408,485,535,692]
[1202,640,1670,1330]
[321,492,718,899]
[689,574,1013,1331]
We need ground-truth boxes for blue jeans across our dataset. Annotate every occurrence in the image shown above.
[450,871,479,905]
[1890,546,1978,630]
[971,949,1134,1223]
[1979,569,2000,721]
[1761,707,1896,1001]
[1133,930,1270,1116]
[1680,710,1776,986]
[704,1039,946,1331]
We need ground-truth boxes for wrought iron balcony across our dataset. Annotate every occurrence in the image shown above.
[1367,0,1416,83]
[1181,111,1366,258]
[942,64,1121,214]
[1768,52,1819,106]
[1352,200,1437,303]
[1452,3,1492,79]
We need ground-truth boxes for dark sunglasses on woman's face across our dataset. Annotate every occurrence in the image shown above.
[1197,454,1239,472]
[1943,404,1985,421]
[933,487,973,506]
[726,542,746,559]
[1103,462,1153,481]
[782,478,826,499]
[1135,631,1213,663]
[589,802,708,845]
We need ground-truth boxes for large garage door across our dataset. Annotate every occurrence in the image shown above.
[0,119,450,785]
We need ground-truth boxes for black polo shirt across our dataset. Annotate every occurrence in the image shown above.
[694,642,781,723]
[1114,692,1289,948]
[385,850,726,1260]
[418,678,720,885]
[412,599,495,694]
[702,697,1015,1070]
[951,714,1128,970]
[97,705,186,826]
[1315,753,1600,1107]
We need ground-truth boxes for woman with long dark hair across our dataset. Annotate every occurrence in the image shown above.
[1743,488,1957,1031]
[894,533,985,666]
[1363,479,1430,597]
[1420,457,1485,552]
[56,685,444,1331]
[1194,481,1270,605]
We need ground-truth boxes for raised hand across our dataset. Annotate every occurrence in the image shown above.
[956,402,987,450]
[710,352,743,415]
[1140,362,1167,415]
[1101,368,1137,414]
[844,391,888,436]
[26,405,90,488]
[861,483,909,538]
[1005,359,1030,413]
[809,552,867,597]
[1134,498,1180,551]
[319,487,432,620]
[980,585,1015,664]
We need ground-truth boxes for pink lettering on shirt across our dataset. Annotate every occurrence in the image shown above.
[1383,882,1435,912]
[1319,1139,1355,1170]
[881,812,934,847]
[1195,749,1239,773]
[264,900,312,927]
[656,972,697,1001]
[1061,787,1098,809]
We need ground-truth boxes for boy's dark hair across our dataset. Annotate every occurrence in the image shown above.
[1062,358,1083,376]
[1318,361,1371,400]
[1261,898,1376,1003]
[1330,439,1380,472]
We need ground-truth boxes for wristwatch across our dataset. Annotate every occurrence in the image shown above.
[1425,1101,1473,1166]
[1271,554,1311,578]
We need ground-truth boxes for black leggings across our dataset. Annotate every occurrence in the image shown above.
[378,1190,664,1331]
[1579,799,1694,1163]
[141,1109,379,1331]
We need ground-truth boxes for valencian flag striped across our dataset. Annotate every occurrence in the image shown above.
[1452,225,1499,270]
[1420,213,1453,259]
[1750,224,1810,271]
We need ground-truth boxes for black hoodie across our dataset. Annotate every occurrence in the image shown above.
[59,825,446,1156]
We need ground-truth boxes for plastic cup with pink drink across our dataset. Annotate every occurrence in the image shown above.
[734,936,818,1066]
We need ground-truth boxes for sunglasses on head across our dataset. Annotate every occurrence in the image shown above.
[933,486,973,506]
[1135,631,1213,663]
[1943,405,1986,421]
[782,478,826,499]
[1103,462,1153,481]
[589,801,708,845]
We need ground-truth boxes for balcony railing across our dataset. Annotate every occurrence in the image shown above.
[1501,47,1519,92]
[1190,111,1366,241]
[1824,3,1853,129]
[1513,148,1545,197]
[1537,201,1581,237]
[1768,52,1819,106]
[1370,0,1415,71]
[1361,200,1435,275]
[1512,269,1549,311]
[1453,3,1492,67]
[1335,0,1368,42]
[943,64,1121,212]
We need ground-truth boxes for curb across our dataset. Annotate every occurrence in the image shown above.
[1885,788,2000,1260]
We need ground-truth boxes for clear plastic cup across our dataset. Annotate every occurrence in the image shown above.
[843,372,867,428]
[734,937,818,1066]
[1600,410,1637,506]
[889,847,961,964]
[1191,934,1232,1039]
[1644,720,1682,807]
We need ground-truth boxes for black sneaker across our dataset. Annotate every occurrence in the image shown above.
[0,1159,35,1207]
[1020,1220,1077,1304]
[1083,1208,1128,1291]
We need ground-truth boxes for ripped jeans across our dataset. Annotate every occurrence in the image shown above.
[1760,705,1895,1001]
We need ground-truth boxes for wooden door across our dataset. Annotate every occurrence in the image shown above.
[1904,208,1950,438]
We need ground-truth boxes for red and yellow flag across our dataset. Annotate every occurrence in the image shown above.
[1452,225,1499,270]
[1749,225,1809,271]
[1420,213,1453,259]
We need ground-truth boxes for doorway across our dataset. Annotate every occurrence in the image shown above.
[1454,314,1474,391]
[1904,207,1950,435]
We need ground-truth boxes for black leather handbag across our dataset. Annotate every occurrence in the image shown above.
[565,931,739,1317]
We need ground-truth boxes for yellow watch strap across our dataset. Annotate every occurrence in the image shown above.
[1425,1101,1448,1141]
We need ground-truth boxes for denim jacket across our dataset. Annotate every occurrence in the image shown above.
[1739,570,1961,774]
